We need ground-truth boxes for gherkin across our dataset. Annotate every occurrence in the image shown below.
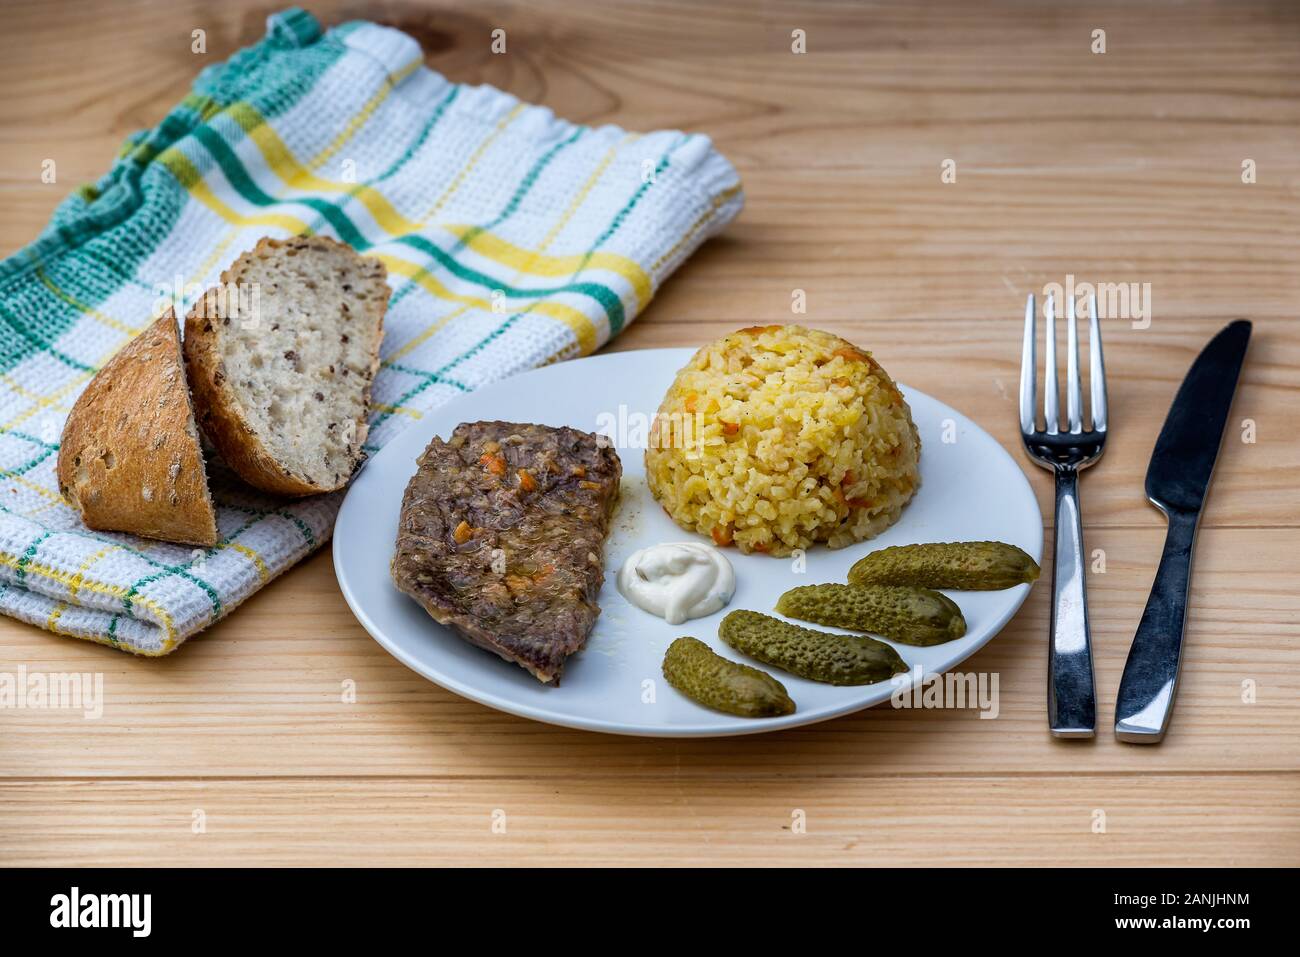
[662,637,795,718]
[848,541,1040,590]
[719,610,908,686]
[777,583,966,646]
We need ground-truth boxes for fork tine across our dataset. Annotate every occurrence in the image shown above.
[1066,294,1083,433]
[1019,294,1036,433]
[1044,293,1059,434]
[1089,293,1107,431]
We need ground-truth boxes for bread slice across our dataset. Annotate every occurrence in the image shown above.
[57,312,218,546]
[182,236,388,497]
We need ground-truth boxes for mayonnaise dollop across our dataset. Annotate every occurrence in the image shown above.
[616,542,736,625]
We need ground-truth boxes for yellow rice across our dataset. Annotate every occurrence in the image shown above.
[645,325,921,556]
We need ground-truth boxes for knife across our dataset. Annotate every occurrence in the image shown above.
[1114,319,1251,743]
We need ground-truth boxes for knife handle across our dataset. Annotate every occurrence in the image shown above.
[1115,508,1199,743]
[1048,466,1097,738]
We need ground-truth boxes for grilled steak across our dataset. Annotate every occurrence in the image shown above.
[391,421,622,683]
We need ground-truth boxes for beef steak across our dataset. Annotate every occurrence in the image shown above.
[391,421,622,683]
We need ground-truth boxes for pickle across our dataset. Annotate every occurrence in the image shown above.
[719,610,908,686]
[776,583,966,646]
[662,637,795,718]
[848,541,1040,590]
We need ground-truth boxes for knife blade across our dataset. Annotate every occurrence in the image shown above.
[1143,320,1253,512]
[1115,319,1251,743]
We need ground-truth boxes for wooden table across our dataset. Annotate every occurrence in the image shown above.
[2,0,1297,867]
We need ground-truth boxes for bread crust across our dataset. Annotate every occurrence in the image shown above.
[182,236,387,497]
[57,312,218,546]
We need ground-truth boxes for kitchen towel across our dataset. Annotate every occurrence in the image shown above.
[0,8,743,654]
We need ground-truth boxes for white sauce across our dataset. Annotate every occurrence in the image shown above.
[616,542,736,625]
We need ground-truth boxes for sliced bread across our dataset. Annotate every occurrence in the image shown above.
[57,312,218,546]
[182,236,389,497]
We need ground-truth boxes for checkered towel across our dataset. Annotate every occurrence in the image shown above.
[0,8,742,654]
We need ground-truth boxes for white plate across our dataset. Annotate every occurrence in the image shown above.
[334,348,1041,737]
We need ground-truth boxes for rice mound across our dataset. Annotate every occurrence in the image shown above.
[645,325,921,556]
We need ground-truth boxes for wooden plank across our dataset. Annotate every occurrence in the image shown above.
[1,773,1295,866]
[2,527,1295,778]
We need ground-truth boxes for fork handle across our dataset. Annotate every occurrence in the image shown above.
[1114,508,1199,743]
[1048,466,1097,737]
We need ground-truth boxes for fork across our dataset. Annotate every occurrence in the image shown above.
[1019,292,1108,738]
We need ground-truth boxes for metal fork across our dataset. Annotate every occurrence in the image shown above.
[1019,292,1108,738]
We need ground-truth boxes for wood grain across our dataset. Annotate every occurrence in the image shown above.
[0,527,1295,780]
[1,0,1298,867]
[2,775,1296,866]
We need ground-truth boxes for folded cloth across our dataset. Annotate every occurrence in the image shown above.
[0,8,743,654]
